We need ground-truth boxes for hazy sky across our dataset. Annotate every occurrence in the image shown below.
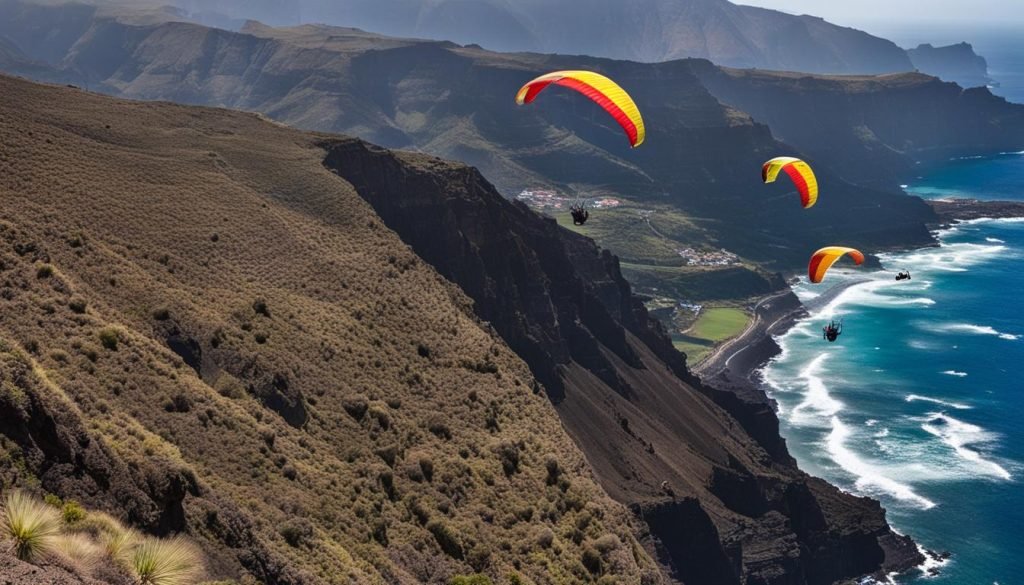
[737,0,1024,27]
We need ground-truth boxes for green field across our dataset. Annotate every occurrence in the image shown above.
[672,307,750,366]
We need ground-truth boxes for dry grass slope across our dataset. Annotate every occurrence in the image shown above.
[0,74,659,584]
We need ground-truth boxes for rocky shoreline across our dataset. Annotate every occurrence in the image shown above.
[928,198,1024,223]
[691,192,1024,582]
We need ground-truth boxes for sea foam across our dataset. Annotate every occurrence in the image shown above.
[906,394,971,409]
[921,413,1012,481]
[922,322,1020,341]
[789,353,843,426]
[827,417,937,509]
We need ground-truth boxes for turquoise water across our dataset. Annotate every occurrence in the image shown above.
[763,158,1024,584]
[905,151,1024,201]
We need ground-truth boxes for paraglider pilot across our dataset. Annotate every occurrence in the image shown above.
[570,204,589,226]
[823,320,842,343]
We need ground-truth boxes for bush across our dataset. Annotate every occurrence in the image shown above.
[69,298,88,314]
[129,536,203,585]
[535,528,554,549]
[252,298,270,317]
[1,490,61,561]
[61,500,87,524]
[449,575,493,585]
[99,328,120,351]
[36,264,54,279]
[493,442,520,476]
[279,519,313,548]
[342,396,368,421]
[581,546,602,575]
[427,520,463,560]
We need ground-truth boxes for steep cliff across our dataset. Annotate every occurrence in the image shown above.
[322,137,924,584]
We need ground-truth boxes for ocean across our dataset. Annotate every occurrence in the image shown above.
[762,155,1024,584]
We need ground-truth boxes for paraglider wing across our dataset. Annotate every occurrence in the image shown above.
[516,70,646,148]
[762,157,819,208]
[808,246,865,283]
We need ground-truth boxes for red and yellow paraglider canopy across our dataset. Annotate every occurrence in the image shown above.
[762,157,819,208]
[808,246,865,283]
[516,70,646,148]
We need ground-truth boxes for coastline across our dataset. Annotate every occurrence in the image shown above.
[695,197,1024,582]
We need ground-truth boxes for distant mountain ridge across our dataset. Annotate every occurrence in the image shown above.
[166,0,990,84]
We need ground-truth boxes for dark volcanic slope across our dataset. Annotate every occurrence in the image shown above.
[321,138,924,584]
[0,3,971,270]
[0,73,661,585]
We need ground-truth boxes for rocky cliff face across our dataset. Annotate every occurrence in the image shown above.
[322,137,923,584]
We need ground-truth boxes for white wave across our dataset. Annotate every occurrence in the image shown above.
[913,544,951,581]
[865,419,878,427]
[906,394,971,409]
[789,354,844,426]
[921,413,1012,481]
[986,237,1005,243]
[880,240,1006,274]
[827,417,937,510]
[812,278,935,319]
[922,322,1019,340]
[874,427,890,438]
[941,370,968,377]
[958,216,1024,226]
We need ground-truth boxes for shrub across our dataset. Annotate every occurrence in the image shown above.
[342,396,368,421]
[419,457,434,482]
[535,528,554,549]
[427,519,463,559]
[1,490,61,561]
[152,307,171,321]
[449,575,493,585]
[61,500,87,524]
[581,546,602,575]
[427,417,452,440]
[252,298,270,317]
[36,264,54,279]
[99,328,120,351]
[129,536,203,585]
[279,519,313,548]
[493,442,520,476]
[69,298,88,314]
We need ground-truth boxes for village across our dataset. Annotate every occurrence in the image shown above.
[516,189,622,211]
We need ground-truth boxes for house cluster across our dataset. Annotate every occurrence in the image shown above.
[677,248,738,266]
